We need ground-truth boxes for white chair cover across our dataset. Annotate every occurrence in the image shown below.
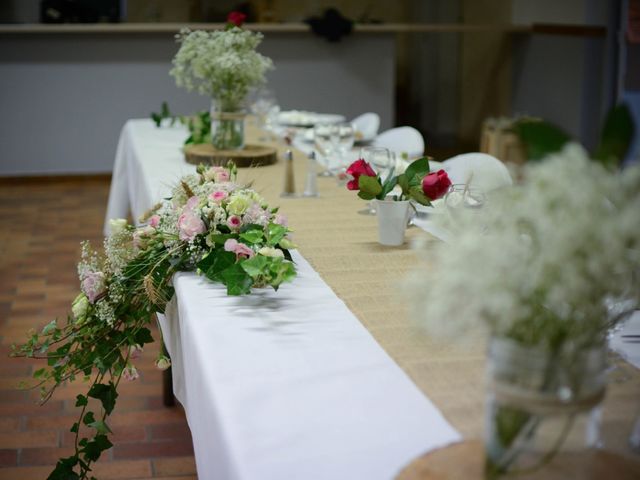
[351,113,380,141]
[372,126,424,159]
[441,153,512,192]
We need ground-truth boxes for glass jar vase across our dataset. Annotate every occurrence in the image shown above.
[485,337,606,479]
[210,109,246,150]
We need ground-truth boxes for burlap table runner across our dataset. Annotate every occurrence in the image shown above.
[236,125,640,454]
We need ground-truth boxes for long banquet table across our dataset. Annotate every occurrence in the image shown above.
[105,119,640,478]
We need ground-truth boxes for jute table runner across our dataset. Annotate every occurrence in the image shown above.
[236,125,639,453]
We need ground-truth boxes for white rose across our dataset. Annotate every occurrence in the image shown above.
[258,247,284,258]
[109,218,128,234]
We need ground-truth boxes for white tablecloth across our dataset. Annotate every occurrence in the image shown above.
[106,120,461,479]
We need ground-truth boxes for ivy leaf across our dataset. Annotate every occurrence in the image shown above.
[198,250,236,282]
[82,434,113,462]
[513,119,571,161]
[358,175,383,199]
[87,383,118,415]
[42,320,57,335]
[48,456,80,480]
[266,223,287,247]
[220,263,253,296]
[83,412,96,426]
[70,422,79,433]
[75,395,88,407]
[240,255,269,278]
[134,328,154,345]
[88,420,112,435]
[593,103,634,168]
[239,229,264,244]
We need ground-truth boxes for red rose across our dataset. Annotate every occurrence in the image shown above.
[346,159,376,191]
[422,169,452,200]
[227,11,247,26]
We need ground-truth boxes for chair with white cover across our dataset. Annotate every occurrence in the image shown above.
[372,126,424,159]
[441,153,512,192]
[351,113,380,142]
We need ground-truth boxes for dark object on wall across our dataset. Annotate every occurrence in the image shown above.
[41,0,120,23]
[305,8,353,42]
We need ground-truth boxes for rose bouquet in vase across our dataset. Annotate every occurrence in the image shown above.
[170,12,273,150]
[345,157,451,245]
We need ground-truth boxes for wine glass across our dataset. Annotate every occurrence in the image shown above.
[314,123,335,176]
[330,122,355,170]
[249,88,278,140]
[361,146,393,181]
[357,147,392,215]
[444,184,487,230]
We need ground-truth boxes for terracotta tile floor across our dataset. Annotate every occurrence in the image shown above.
[0,177,196,479]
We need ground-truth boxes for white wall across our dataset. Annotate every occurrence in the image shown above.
[510,0,610,148]
[0,33,394,176]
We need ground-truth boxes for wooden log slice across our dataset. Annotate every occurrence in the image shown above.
[184,143,278,168]
[396,440,640,480]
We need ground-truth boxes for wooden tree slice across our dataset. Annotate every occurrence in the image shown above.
[184,143,278,168]
[396,440,640,480]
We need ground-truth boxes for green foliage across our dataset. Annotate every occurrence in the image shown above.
[397,157,432,205]
[150,102,211,146]
[357,175,383,200]
[593,104,634,168]
[150,101,174,127]
[514,103,634,168]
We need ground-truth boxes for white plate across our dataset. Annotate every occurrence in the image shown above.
[302,128,375,144]
[278,110,345,127]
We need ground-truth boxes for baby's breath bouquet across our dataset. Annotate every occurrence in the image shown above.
[12,163,296,479]
[170,23,273,149]
[408,138,640,477]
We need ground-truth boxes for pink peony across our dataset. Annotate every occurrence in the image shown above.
[178,210,205,241]
[148,215,160,228]
[224,238,255,259]
[227,215,242,230]
[81,271,106,304]
[209,190,228,203]
[186,196,200,210]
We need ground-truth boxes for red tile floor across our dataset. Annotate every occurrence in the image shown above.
[0,177,196,479]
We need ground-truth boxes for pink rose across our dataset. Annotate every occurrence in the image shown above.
[224,238,255,259]
[209,190,228,203]
[227,215,242,230]
[81,271,106,304]
[274,213,288,227]
[227,11,246,26]
[178,210,205,241]
[345,159,377,191]
[186,196,200,210]
[422,169,452,200]
[148,215,160,228]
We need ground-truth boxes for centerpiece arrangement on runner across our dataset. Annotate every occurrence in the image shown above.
[12,163,297,479]
[170,12,278,166]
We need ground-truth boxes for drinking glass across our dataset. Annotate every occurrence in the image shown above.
[249,88,278,140]
[444,184,487,229]
[357,147,392,215]
[314,123,335,176]
[330,122,355,169]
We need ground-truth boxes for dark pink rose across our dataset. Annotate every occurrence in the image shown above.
[345,159,376,191]
[227,11,247,26]
[422,169,452,200]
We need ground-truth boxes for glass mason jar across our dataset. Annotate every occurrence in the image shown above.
[210,106,246,151]
[485,337,606,479]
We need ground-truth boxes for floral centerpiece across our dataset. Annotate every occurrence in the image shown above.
[12,163,296,479]
[407,108,639,476]
[170,12,273,150]
[345,156,451,245]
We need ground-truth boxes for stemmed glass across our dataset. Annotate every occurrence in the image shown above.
[359,146,392,215]
[330,122,355,170]
[249,88,278,141]
[444,184,487,230]
[314,123,335,176]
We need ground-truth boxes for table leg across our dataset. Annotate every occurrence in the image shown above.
[162,343,175,407]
